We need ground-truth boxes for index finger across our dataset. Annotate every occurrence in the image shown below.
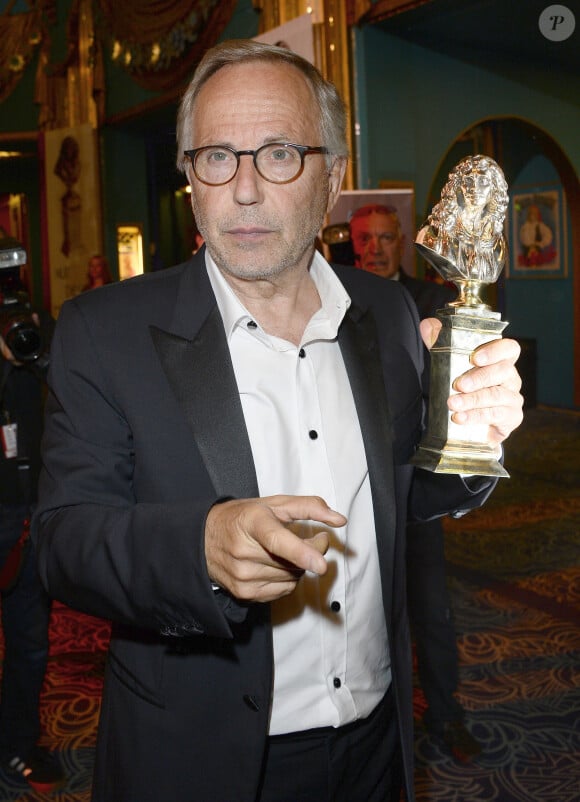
[252,497,346,576]
[250,510,327,577]
[265,494,347,529]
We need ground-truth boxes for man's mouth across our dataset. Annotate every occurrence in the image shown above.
[228,226,272,237]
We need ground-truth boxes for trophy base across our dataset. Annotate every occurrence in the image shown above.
[411,439,509,478]
[411,304,510,478]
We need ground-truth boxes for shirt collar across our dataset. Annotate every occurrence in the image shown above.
[205,250,351,345]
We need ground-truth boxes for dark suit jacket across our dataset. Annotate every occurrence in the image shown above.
[398,269,456,320]
[33,250,495,802]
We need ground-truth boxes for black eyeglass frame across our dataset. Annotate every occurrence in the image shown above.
[183,143,330,186]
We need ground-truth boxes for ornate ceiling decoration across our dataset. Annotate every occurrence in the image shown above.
[96,0,238,91]
[0,0,55,103]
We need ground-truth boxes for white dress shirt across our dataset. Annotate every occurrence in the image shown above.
[206,251,391,734]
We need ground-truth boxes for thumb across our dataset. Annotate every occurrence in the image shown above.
[302,531,330,576]
[420,317,442,350]
[304,530,330,557]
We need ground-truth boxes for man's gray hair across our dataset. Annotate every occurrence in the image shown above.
[176,39,348,173]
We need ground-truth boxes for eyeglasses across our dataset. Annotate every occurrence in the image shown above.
[183,143,330,186]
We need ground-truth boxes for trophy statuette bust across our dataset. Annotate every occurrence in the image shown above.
[413,154,510,477]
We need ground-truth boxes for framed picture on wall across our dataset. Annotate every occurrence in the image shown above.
[117,224,144,280]
[508,185,567,278]
[324,186,416,274]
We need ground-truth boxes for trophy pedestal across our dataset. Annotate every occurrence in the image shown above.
[411,305,509,477]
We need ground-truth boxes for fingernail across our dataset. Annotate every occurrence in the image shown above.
[311,556,327,576]
[449,392,466,408]
[455,376,473,393]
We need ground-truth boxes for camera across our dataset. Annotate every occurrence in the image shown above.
[0,235,45,364]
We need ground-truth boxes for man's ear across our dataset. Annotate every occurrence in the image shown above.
[326,157,348,214]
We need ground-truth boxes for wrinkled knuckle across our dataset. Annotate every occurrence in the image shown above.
[489,404,505,423]
[231,580,254,601]
[478,385,501,409]
[234,561,255,583]
[493,383,509,402]
[264,529,279,555]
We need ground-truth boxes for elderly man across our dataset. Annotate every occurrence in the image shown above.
[34,40,523,802]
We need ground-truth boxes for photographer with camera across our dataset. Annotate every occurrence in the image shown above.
[0,236,63,793]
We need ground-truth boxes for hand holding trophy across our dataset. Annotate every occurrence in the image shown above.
[413,155,511,477]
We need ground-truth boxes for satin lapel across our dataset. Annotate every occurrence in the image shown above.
[338,306,397,604]
[150,305,259,500]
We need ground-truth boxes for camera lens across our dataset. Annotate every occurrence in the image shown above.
[4,319,43,361]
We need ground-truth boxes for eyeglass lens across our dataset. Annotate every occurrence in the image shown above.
[194,144,305,185]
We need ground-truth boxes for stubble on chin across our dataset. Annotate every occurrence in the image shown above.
[206,238,314,284]
[198,214,324,284]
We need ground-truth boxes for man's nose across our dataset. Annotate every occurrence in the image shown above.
[232,154,263,205]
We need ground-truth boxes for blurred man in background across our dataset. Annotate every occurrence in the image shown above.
[350,203,483,761]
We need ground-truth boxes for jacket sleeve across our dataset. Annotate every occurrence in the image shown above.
[32,298,245,639]
[408,466,497,522]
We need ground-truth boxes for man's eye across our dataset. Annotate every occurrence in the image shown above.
[270,148,290,161]
[208,150,231,163]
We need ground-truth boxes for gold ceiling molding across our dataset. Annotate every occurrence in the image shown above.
[96,0,238,91]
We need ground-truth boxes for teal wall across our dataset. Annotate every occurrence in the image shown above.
[353,27,579,207]
[0,59,37,133]
[353,26,579,409]
[100,130,151,276]
[506,155,574,408]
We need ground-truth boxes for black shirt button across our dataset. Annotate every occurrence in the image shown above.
[330,601,341,613]
[333,677,342,689]
[247,320,257,329]
[309,430,318,440]
[298,348,306,358]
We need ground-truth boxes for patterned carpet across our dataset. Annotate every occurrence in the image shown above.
[0,407,578,801]
[413,406,580,802]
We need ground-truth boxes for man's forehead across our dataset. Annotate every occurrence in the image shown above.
[192,60,317,139]
[352,212,399,231]
[197,59,307,97]
[191,61,321,149]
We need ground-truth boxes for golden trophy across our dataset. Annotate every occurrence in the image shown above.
[413,155,510,477]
